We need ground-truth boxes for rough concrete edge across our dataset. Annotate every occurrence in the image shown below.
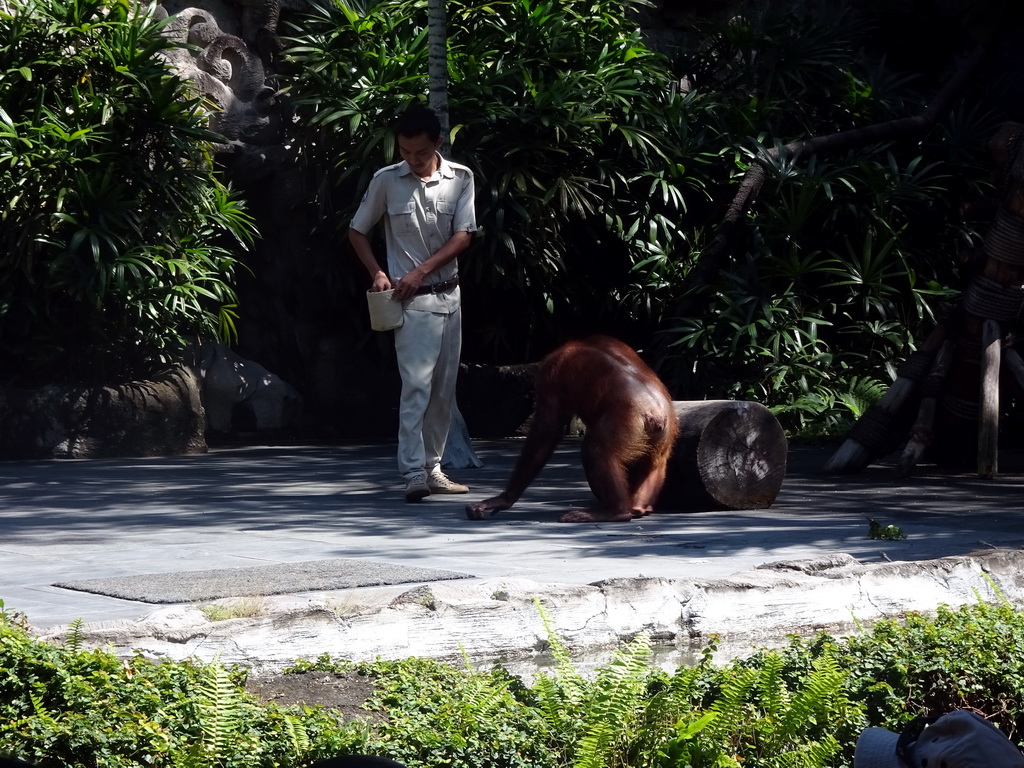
[35,549,1024,673]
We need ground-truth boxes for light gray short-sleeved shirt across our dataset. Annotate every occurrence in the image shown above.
[350,154,476,288]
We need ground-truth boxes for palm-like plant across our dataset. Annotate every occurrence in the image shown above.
[0,0,255,385]
[283,0,1005,435]
[283,0,704,360]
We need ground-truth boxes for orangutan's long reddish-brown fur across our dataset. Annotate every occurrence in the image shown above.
[465,336,678,523]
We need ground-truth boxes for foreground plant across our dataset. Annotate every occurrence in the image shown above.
[0,603,364,767]
[3,596,1023,767]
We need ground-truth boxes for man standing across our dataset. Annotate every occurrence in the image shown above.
[348,105,477,502]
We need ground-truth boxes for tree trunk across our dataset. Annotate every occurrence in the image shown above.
[828,120,1024,476]
[655,400,788,510]
[978,317,1002,477]
[897,339,954,478]
[824,323,947,473]
[427,0,450,153]
[426,0,474,463]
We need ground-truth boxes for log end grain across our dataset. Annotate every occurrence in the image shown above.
[658,400,788,511]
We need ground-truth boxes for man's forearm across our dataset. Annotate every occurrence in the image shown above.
[413,230,473,278]
[349,228,384,278]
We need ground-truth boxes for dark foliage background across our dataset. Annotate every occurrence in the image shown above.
[281,0,1024,434]
[0,0,255,386]
[3,0,1024,439]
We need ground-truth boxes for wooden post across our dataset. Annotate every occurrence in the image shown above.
[978,318,1001,478]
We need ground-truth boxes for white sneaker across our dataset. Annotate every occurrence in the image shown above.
[427,471,469,494]
[405,472,430,502]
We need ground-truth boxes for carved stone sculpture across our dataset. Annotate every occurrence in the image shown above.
[154,0,304,181]
[200,342,303,433]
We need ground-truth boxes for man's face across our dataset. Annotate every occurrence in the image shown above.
[398,132,442,177]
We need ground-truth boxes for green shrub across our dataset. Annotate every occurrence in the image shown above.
[283,0,704,361]
[3,596,1024,767]
[841,599,1024,740]
[0,0,255,385]
[656,647,861,768]
[0,604,365,767]
[656,6,996,433]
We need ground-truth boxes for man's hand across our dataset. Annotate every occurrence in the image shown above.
[393,269,425,301]
[369,270,393,293]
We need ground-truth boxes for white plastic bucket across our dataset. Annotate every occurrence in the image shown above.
[366,289,404,331]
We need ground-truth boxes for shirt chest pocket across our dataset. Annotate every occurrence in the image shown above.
[434,198,456,232]
[388,200,418,235]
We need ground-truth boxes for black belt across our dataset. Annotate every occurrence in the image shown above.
[415,276,459,295]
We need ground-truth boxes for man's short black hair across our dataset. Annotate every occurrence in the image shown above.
[395,105,441,141]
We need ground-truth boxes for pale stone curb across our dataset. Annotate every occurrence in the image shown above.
[38,549,1024,674]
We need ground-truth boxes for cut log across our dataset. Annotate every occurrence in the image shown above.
[655,400,788,510]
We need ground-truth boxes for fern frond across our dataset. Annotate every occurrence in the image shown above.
[281,711,311,758]
[805,733,843,765]
[751,651,851,766]
[756,651,790,720]
[836,376,887,418]
[709,665,758,742]
[64,618,84,653]
[190,661,244,768]
[531,597,590,738]
[782,653,846,734]
[573,634,653,768]
[535,597,586,687]
[645,663,702,730]
[29,691,59,728]
[658,710,737,768]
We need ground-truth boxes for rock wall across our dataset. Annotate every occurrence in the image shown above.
[0,366,207,459]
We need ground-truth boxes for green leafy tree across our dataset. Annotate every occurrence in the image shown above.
[282,0,1021,436]
[0,0,256,386]
[651,4,1000,433]
[283,0,705,361]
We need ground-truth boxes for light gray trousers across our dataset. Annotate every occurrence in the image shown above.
[393,301,462,478]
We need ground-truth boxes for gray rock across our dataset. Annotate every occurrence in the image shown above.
[200,342,302,432]
[0,365,206,459]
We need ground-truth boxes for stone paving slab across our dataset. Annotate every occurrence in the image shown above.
[3,440,1024,670]
[56,559,472,603]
